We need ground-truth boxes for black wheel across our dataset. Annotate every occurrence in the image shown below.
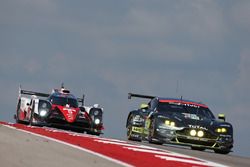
[127,124,135,140]
[16,100,22,123]
[148,119,162,145]
[127,115,142,142]
[214,149,230,154]
[16,108,22,123]
[29,104,37,126]
[191,146,205,151]
[29,111,35,126]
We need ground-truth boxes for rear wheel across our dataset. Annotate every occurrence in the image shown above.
[16,108,22,123]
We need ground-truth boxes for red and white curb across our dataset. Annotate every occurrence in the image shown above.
[0,122,228,167]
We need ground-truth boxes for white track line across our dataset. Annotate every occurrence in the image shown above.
[2,124,133,167]
[95,139,229,167]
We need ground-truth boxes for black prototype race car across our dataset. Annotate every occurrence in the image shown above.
[126,93,233,154]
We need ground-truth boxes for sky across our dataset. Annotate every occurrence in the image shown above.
[0,0,250,157]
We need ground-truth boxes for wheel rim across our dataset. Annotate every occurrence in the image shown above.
[127,125,132,139]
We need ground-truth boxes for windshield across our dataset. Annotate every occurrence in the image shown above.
[49,96,78,108]
[157,102,215,120]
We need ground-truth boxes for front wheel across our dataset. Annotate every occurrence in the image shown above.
[16,109,22,123]
[29,111,36,126]
[16,100,22,123]
[148,119,163,145]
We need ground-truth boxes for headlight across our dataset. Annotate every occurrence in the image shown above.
[165,120,175,127]
[216,128,227,133]
[94,118,100,125]
[189,130,204,137]
[39,110,47,117]
[190,129,197,136]
[197,130,204,137]
[133,115,144,123]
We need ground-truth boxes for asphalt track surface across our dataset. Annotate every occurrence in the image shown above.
[0,122,249,167]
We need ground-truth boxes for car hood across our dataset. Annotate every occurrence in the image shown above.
[158,112,232,131]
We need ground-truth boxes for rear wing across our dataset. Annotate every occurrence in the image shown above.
[20,89,50,97]
[19,86,50,98]
[128,93,155,100]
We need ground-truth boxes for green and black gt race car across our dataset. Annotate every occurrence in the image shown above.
[126,93,233,154]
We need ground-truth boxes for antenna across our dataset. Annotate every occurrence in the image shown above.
[61,82,64,89]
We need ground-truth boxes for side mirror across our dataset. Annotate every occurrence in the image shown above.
[140,103,149,109]
[218,114,226,122]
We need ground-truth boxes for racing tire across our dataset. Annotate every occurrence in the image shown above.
[127,115,142,142]
[16,109,22,124]
[148,119,163,145]
[29,111,35,126]
[127,124,142,142]
[214,149,230,154]
[191,146,205,151]
[16,100,22,124]
[127,124,133,140]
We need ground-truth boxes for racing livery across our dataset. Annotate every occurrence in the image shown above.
[126,93,233,154]
[15,85,103,135]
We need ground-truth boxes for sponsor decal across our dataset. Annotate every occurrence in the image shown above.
[188,125,208,130]
[131,126,143,133]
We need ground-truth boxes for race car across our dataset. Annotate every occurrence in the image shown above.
[14,85,104,135]
[126,93,233,154]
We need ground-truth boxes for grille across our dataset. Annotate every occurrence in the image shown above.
[175,128,218,147]
[176,128,217,140]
